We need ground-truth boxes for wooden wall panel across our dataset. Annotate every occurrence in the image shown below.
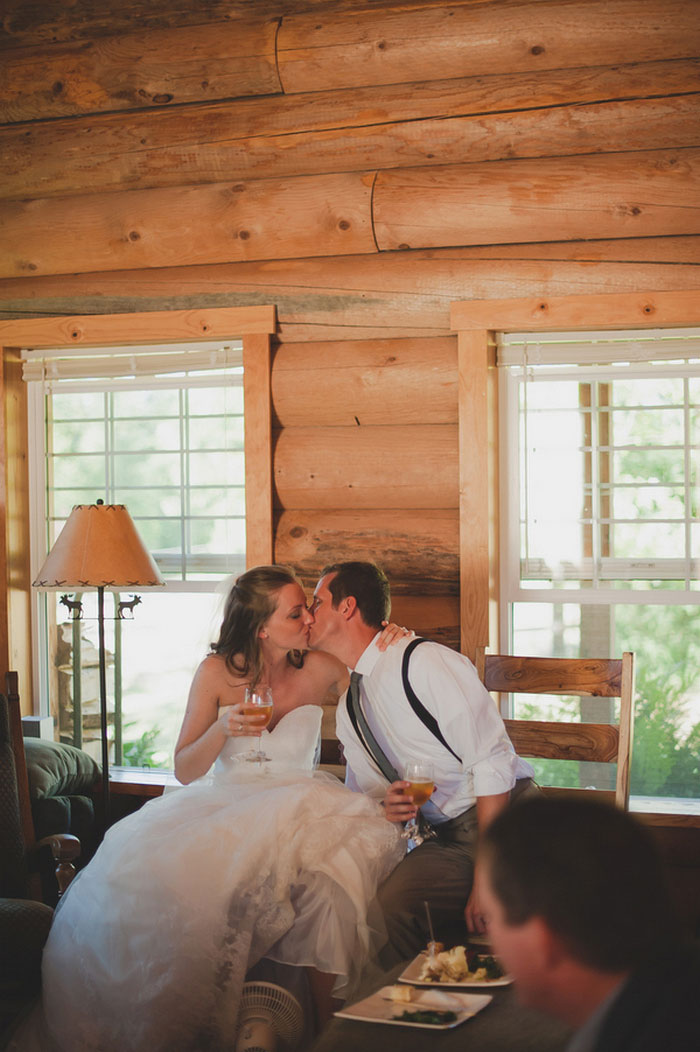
[4,60,699,199]
[0,18,281,122]
[0,172,376,279]
[374,150,700,251]
[1,239,698,342]
[275,508,459,594]
[271,337,457,427]
[273,425,459,510]
[278,0,700,92]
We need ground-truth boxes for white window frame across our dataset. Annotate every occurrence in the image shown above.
[0,305,275,719]
[498,327,700,648]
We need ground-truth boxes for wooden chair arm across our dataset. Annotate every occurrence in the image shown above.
[34,833,81,897]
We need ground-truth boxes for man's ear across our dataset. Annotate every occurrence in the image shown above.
[530,916,566,970]
[340,595,357,619]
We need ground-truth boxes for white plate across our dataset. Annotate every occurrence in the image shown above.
[398,950,514,988]
[335,985,492,1029]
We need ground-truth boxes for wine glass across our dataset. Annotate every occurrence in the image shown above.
[243,685,274,763]
[401,760,435,842]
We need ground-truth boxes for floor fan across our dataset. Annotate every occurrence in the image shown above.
[235,982,304,1052]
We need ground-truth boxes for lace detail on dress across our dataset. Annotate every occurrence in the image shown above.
[32,704,403,1052]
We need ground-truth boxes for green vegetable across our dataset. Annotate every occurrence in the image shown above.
[394,1009,458,1025]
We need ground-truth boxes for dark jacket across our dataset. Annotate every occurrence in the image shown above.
[594,942,700,1052]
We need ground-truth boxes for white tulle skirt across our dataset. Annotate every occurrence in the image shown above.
[16,756,403,1052]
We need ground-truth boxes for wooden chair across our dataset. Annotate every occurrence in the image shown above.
[475,650,635,809]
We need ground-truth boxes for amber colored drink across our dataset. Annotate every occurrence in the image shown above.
[243,702,273,728]
[407,780,435,806]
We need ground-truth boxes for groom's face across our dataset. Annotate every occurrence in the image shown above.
[307,573,345,654]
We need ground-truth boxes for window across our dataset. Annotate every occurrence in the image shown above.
[26,341,244,767]
[18,306,275,771]
[499,327,700,806]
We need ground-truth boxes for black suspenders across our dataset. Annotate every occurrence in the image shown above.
[401,638,463,764]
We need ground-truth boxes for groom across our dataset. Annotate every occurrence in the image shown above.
[307,560,536,964]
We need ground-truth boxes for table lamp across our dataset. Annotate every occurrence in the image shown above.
[33,500,165,820]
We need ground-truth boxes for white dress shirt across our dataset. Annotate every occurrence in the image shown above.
[336,634,533,820]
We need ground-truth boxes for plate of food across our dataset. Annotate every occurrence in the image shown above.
[398,944,513,988]
[334,984,492,1029]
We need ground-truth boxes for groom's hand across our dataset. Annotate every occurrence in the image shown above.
[383,780,418,823]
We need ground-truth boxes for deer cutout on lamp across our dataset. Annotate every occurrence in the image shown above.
[117,594,142,619]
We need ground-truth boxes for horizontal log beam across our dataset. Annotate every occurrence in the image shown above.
[275,508,459,594]
[273,424,459,510]
[272,337,457,427]
[278,0,700,93]
[0,238,698,341]
[4,148,699,279]
[0,171,376,279]
[374,149,700,250]
[0,18,281,122]
[4,59,699,199]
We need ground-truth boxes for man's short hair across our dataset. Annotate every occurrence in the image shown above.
[481,796,678,973]
[321,561,391,629]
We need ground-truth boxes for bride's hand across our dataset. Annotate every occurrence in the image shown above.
[219,702,259,737]
[376,620,414,651]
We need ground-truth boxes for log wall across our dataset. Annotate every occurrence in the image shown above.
[1,0,700,678]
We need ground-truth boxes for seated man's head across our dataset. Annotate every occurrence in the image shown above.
[308,561,390,656]
[478,796,677,1026]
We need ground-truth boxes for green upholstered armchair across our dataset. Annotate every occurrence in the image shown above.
[0,673,86,1044]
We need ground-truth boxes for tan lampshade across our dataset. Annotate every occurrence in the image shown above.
[33,503,165,589]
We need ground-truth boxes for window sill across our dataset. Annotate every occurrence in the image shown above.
[108,768,700,827]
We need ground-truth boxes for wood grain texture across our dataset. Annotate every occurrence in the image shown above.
[0,18,281,122]
[273,424,459,510]
[243,334,274,567]
[4,67,699,199]
[451,287,700,332]
[0,305,276,349]
[374,149,700,251]
[271,337,457,427]
[458,330,490,660]
[278,0,700,92]
[1,240,698,341]
[505,719,621,763]
[482,655,623,696]
[275,507,459,593]
[0,171,377,279]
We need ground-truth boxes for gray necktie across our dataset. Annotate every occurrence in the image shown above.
[347,672,399,784]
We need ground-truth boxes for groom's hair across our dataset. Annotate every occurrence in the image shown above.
[321,561,390,629]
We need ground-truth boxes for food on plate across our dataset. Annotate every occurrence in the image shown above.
[418,944,505,983]
[388,984,414,1003]
[393,1009,458,1025]
[427,940,444,957]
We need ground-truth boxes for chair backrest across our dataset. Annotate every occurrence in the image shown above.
[475,650,635,809]
[0,677,31,898]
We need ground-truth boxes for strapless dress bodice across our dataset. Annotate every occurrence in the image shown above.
[215,704,322,774]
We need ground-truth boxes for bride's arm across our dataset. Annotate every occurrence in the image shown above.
[174,658,251,784]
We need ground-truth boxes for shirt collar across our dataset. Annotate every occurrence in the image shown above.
[353,632,383,677]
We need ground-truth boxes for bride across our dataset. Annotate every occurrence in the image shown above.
[24,566,406,1052]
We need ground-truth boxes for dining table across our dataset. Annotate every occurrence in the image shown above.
[310,959,573,1051]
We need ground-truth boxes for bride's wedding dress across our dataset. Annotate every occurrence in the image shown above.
[19,706,403,1052]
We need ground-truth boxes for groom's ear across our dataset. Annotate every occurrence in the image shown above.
[340,595,357,619]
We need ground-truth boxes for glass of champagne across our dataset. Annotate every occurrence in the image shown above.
[401,760,435,841]
[243,685,274,763]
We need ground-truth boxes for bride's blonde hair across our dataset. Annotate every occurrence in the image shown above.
[211,565,305,686]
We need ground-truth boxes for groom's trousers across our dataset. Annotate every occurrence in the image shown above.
[375,776,539,966]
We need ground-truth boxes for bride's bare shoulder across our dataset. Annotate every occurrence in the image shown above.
[194,652,246,688]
